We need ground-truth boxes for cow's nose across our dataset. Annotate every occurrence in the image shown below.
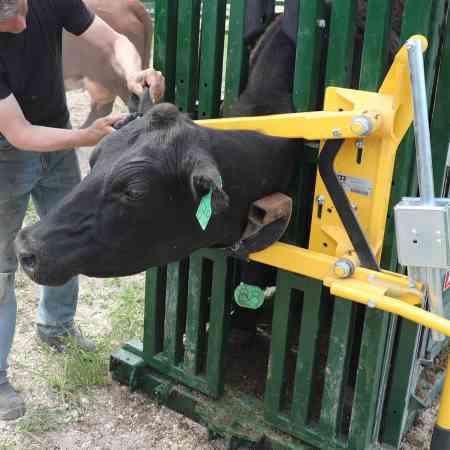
[15,230,39,276]
[19,252,38,274]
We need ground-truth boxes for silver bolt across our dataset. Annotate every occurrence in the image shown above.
[332,128,342,137]
[367,298,377,308]
[356,139,364,149]
[317,195,325,205]
[351,202,358,211]
[333,259,355,278]
[351,115,373,136]
[317,19,326,28]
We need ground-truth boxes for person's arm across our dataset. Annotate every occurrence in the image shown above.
[80,16,165,102]
[0,94,121,152]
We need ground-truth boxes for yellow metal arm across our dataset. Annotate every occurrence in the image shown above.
[198,107,384,139]
[329,280,450,337]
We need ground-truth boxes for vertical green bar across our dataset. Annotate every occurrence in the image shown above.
[324,0,358,87]
[175,0,201,115]
[381,0,435,270]
[319,298,354,438]
[293,0,326,111]
[347,309,391,449]
[291,280,324,426]
[358,0,392,91]
[380,319,421,447]
[198,0,227,119]
[206,255,230,397]
[425,0,447,109]
[164,261,188,365]
[264,271,294,416]
[143,267,166,357]
[430,7,450,193]
[154,0,178,102]
[223,0,247,113]
[184,253,206,374]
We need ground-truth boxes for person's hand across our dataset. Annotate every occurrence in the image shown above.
[81,114,124,146]
[127,68,165,103]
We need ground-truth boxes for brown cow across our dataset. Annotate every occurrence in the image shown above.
[63,0,153,128]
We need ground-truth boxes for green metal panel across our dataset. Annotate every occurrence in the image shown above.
[381,0,437,271]
[358,0,392,91]
[205,253,232,397]
[347,309,391,449]
[142,250,232,399]
[123,2,450,449]
[163,261,188,364]
[154,0,178,102]
[264,271,295,415]
[223,0,248,113]
[143,267,166,357]
[293,0,327,111]
[290,281,325,427]
[325,0,358,88]
[175,0,201,115]
[319,298,354,440]
[184,253,208,375]
[198,0,227,119]
[380,318,422,447]
[430,11,450,194]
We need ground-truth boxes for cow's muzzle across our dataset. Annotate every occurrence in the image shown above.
[15,228,40,280]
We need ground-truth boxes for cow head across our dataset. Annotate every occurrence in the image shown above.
[16,16,300,286]
[15,104,242,286]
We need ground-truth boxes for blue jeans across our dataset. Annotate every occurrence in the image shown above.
[0,126,81,385]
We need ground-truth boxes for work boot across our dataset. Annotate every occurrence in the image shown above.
[37,323,96,353]
[0,381,26,420]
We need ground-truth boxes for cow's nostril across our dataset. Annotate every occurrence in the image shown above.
[20,254,37,272]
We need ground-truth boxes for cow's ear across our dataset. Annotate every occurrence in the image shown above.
[187,152,229,215]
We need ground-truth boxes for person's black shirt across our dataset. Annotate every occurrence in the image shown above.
[0,0,94,128]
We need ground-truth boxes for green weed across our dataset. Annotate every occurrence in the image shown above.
[36,277,145,400]
[16,405,80,433]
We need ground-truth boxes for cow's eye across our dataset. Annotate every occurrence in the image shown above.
[122,186,144,202]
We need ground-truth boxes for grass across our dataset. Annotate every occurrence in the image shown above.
[34,277,145,401]
[16,406,80,434]
[24,200,38,226]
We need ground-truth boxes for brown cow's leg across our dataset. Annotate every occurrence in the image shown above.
[81,102,115,128]
[81,78,116,128]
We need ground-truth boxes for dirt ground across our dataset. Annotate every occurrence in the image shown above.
[0,89,443,450]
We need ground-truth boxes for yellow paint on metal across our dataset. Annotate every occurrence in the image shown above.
[308,38,423,258]
[250,242,422,305]
[327,279,450,335]
[197,108,384,139]
[437,367,450,429]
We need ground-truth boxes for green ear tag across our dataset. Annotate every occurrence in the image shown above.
[196,190,213,230]
[234,282,265,310]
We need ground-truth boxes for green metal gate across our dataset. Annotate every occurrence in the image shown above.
[111,1,450,448]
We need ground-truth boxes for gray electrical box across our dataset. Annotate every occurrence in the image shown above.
[394,198,450,268]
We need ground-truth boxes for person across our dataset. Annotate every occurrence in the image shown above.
[0,0,165,420]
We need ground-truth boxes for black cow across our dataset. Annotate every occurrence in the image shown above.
[15,17,299,286]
